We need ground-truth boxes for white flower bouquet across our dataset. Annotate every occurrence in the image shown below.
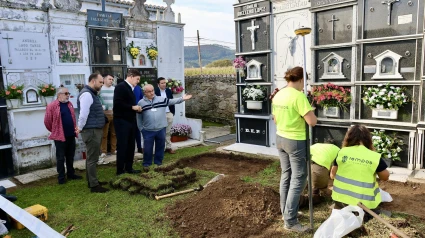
[242,85,267,102]
[362,83,409,110]
[372,129,403,162]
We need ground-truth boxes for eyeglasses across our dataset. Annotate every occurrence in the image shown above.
[60,92,71,95]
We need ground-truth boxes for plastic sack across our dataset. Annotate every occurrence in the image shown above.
[380,188,393,202]
[314,205,364,238]
[0,219,8,236]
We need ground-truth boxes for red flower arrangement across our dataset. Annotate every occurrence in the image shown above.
[311,83,351,111]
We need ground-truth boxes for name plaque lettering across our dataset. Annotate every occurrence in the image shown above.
[234,1,270,19]
[87,10,124,28]
[273,0,310,14]
[311,0,356,8]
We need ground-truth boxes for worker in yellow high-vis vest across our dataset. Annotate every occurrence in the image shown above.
[272,66,317,233]
[330,125,390,209]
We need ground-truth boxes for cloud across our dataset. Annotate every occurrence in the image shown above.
[146,0,235,48]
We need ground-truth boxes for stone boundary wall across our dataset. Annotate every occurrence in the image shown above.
[185,75,237,125]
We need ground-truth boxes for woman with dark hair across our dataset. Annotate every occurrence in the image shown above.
[272,66,317,233]
[330,125,390,209]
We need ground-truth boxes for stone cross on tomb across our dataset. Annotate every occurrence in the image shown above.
[163,0,175,9]
[382,0,399,25]
[102,33,113,55]
[328,14,339,40]
[2,33,13,63]
[247,19,259,50]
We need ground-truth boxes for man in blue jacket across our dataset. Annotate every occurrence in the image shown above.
[137,84,192,168]
[154,77,176,154]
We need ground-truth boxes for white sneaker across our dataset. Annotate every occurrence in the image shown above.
[97,158,108,165]
[100,153,106,158]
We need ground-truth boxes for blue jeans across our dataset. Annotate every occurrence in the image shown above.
[276,135,308,227]
[142,128,166,167]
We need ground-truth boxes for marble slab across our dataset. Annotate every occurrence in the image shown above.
[239,16,270,53]
[31,168,58,179]
[223,143,279,158]
[14,173,42,185]
[315,6,353,45]
[0,180,16,189]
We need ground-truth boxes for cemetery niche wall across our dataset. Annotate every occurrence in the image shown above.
[0,0,193,176]
[233,0,425,169]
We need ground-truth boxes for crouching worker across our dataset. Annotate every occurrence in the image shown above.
[299,140,340,208]
[330,125,390,211]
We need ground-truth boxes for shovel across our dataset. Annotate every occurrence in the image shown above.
[155,174,225,200]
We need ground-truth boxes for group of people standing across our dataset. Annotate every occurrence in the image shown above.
[44,69,191,193]
[271,66,390,233]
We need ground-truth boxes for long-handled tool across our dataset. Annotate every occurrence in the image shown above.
[155,174,225,200]
[295,26,314,230]
[357,203,409,238]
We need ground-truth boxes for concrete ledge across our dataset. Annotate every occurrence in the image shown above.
[222,143,279,158]
[0,180,16,189]
[14,173,42,185]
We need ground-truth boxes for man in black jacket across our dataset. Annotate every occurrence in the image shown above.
[113,69,142,175]
[154,77,176,154]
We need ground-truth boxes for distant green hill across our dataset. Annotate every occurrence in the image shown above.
[184,44,235,68]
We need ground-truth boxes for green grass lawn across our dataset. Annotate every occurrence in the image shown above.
[6,145,425,238]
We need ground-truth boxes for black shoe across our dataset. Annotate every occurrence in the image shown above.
[90,185,109,193]
[68,174,83,180]
[99,181,108,186]
[137,148,143,154]
[58,180,66,185]
[125,169,141,174]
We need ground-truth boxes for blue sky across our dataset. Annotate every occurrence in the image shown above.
[146,0,235,48]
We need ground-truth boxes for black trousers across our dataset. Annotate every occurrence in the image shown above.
[54,136,76,182]
[114,118,136,174]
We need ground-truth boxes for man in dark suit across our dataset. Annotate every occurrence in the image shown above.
[113,69,142,175]
[155,77,176,154]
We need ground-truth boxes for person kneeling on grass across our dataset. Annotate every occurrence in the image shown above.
[330,125,390,213]
[299,139,340,208]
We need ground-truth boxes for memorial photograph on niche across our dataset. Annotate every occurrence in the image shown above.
[58,40,83,63]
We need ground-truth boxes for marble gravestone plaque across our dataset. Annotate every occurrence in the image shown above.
[315,7,353,45]
[0,31,51,70]
[311,0,356,9]
[363,0,418,39]
[358,85,414,123]
[234,1,270,19]
[239,16,270,53]
[239,118,268,146]
[315,47,352,82]
[240,54,270,83]
[362,39,419,81]
[313,126,348,148]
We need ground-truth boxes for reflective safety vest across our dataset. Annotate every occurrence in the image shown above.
[310,143,340,170]
[332,145,382,209]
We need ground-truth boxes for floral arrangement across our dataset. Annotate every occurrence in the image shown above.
[372,129,403,162]
[126,41,141,59]
[233,56,246,77]
[362,84,409,110]
[146,44,158,60]
[242,85,267,102]
[38,84,56,97]
[311,83,351,111]
[170,124,192,137]
[58,40,82,63]
[167,78,184,94]
[0,84,24,100]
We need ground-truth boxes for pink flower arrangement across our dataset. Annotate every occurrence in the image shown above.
[166,78,185,94]
[311,83,351,111]
[233,56,246,77]
[170,124,192,137]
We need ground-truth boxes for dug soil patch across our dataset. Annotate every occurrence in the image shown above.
[179,152,273,176]
[167,176,280,238]
[379,180,425,218]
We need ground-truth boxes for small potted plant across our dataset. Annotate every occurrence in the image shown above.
[371,129,404,167]
[166,79,184,95]
[170,124,192,142]
[0,84,24,109]
[38,84,57,105]
[242,85,267,110]
[233,56,246,77]
[126,41,141,66]
[311,83,351,118]
[146,44,158,67]
[362,83,409,120]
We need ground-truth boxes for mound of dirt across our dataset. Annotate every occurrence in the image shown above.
[167,176,280,238]
[179,152,273,177]
[379,181,425,218]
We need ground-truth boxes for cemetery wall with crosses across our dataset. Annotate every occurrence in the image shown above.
[233,0,425,169]
[0,0,201,176]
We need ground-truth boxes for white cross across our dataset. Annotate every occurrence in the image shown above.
[102,33,113,55]
[328,14,339,40]
[2,33,13,58]
[247,19,259,50]
[382,0,399,25]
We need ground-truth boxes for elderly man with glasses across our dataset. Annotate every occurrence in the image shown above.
[44,87,82,184]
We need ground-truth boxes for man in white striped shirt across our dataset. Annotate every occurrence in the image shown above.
[99,74,116,162]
